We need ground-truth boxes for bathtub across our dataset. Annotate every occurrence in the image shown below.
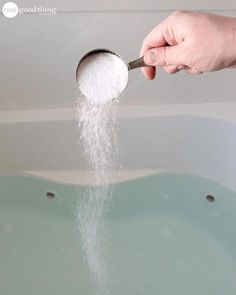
[1,102,236,295]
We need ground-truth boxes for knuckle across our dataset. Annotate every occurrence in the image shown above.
[187,68,202,75]
[160,47,168,66]
[171,68,178,74]
[166,67,177,74]
[171,10,185,17]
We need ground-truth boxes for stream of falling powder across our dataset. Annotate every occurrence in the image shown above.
[76,98,119,293]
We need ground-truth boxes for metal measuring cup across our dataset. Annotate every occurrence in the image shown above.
[76,48,149,100]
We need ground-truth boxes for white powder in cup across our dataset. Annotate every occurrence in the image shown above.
[77,52,128,104]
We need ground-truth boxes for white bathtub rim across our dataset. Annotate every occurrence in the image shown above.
[0,101,236,124]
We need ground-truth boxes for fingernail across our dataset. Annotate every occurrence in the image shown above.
[145,50,156,65]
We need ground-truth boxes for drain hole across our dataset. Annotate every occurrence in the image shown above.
[46,192,55,199]
[206,194,215,203]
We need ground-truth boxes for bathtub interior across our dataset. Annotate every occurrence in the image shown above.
[1,172,236,295]
[1,98,236,295]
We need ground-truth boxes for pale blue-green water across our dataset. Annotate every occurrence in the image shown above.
[1,173,236,295]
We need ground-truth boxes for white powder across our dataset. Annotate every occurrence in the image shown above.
[76,101,118,294]
[77,52,128,104]
[76,51,121,294]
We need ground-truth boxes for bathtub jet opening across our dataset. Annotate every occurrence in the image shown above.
[46,191,56,199]
[206,194,215,203]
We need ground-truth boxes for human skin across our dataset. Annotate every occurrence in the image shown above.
[140,11,236,80]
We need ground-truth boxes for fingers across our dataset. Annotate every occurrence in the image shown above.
[143,66,156,80]
[142,64,203,77]
[144,45,185,67]
[140,22,167,57]
[140,22,167,80]
[141,45,186,79]
[162,65,181,74]
[185,68,204,75]
[142,45,205,76]
[161,65,203,75]
[140,22,203,78]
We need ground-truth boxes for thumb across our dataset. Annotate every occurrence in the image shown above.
[144,45,185,67]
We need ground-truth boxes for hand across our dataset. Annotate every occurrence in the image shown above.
[140,11,236,80]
